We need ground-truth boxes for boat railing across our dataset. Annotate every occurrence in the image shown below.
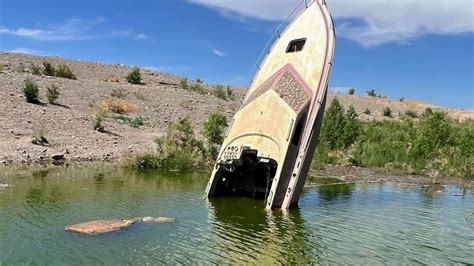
[246,0,316,90]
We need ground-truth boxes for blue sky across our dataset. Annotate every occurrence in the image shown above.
[0,0,473,109]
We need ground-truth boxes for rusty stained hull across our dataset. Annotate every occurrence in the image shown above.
[206,0,335,210]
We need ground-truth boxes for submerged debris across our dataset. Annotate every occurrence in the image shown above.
[65,216,175,235]
[0,183,10,189]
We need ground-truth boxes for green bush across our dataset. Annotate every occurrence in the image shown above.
[129,117,144,128]
[22,79,40,103]
[126,67,142,84]
[196,78,203,83]
[190,83,206,94]
[55,64,76,79]
[47,85,60,104]
[348,88,355,95]
[203,112,227,158]
[383,107,393,117]
[93,110,106,132]
[366,89,377,97]
[42,61,55,76]
[312,99,473,179]
[213,85,227,100]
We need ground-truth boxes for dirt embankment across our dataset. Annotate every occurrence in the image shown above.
[0,52,472,165]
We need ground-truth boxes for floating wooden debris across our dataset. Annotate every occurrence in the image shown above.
[65,216,175,235]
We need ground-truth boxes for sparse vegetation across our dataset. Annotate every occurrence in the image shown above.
[42,61,55,76]
[98,99,139,114]
[55,64,76,79]
[366,89,377,97]
[213,85,227,100]
[30,63,42,75]
[111,88,126,98]
[22,79,40,104]
[313,99,473,179]
[405,110,418,118]
[226,86,235,100]
[363,108,371,115]
[196,78,203,83]
[127,112,228,171]
[92,110,106,132]
[46,85,60,104]
[112,115,145,128]
[399,97,405,102]
[31,129,49,146]
[348,88,355,95]
[190,82,206,94]
[180,78,189,90]
[383,107,393,117]
[126,67,142,84]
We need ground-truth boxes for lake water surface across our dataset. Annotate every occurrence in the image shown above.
[0,165,473,264]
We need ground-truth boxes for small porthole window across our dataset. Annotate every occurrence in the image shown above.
[286,38,306,53]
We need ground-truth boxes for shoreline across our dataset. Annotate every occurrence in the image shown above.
[1,160,472,188]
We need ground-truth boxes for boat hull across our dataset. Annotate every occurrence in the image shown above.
[206,0,335,210]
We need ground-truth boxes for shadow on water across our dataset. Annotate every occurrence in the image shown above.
[317,183,355,202]
[208,197,317,264]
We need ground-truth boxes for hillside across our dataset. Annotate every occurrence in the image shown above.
[0,52,472,164]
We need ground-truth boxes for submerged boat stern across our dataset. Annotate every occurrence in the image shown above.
[206,0,335,210]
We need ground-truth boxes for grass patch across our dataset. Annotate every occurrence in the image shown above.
[98,99,139,114]
[30,63,42,75]
[405,110,418,118]
[112,115,145,128]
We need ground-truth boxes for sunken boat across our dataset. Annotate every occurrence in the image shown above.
[205,0,335,210]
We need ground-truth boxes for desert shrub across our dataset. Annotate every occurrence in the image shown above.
[363,108,371,115]
[31,129,49,146]
[366,89,377,97]
[213,85,227,100]
[203,112,227,158]
[180,78,189,90]
[399,97,405,102]
[190,83,206,94]
[196,78,203,83]
[55,64,76,79]
[42,61,55,76]
[92,110,106,132]
[126,67,141,84]
[348,88,355,95]
[22,79,40,103]
[0,63,4,72]
[405,110,418,118]
[30,63,42,75]
[98,99,139,114]
[128,118,206,171]
[47,85,60,104]
[383,107,392,117]
[226,86,235,100]
[111,88,126,98]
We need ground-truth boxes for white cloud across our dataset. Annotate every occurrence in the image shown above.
[330,86,352,94]
[8,48,44,55]
[134,33,149,40]
[188,0,474,47]
[211,48,226,57]
[0,17,135,41]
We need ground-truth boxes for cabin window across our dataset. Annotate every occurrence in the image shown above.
[286,38,306,53]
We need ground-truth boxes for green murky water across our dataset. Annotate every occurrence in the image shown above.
[0,165,473,264]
